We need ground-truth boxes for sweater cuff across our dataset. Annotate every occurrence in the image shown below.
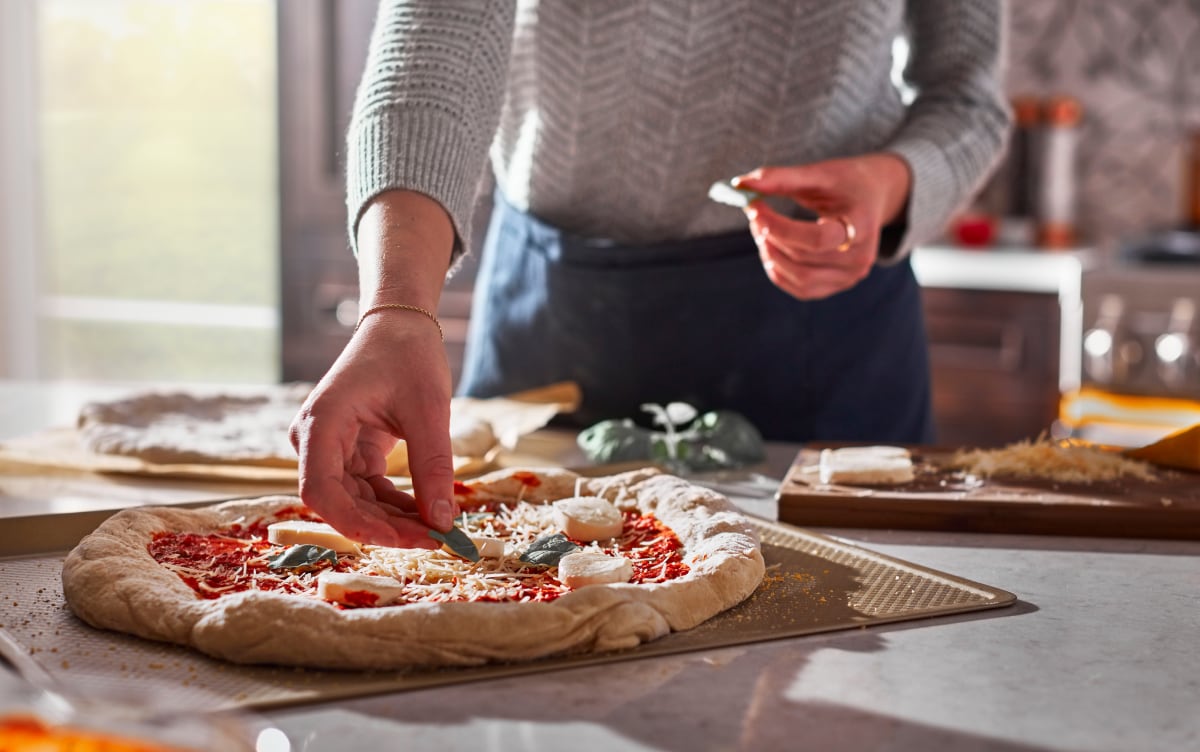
[346,107,480,266]
[880,137,961,264]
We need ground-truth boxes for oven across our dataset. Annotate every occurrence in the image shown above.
[1064,232,1200,446]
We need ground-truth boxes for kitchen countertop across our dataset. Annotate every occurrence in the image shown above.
[2,380,1198,752]
[911,244,1091,296]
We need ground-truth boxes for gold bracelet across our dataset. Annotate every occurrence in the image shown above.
[354,303,444,341]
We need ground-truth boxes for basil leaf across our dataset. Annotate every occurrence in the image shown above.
[664,401,698,426]
[519,533,582,567]
[429,526,481,562]
[576,418,653,463]
[268,544,337,571]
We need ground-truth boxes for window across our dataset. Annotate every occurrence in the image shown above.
[0,0,279,384]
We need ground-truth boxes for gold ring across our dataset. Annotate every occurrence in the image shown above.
[819,215,857,253]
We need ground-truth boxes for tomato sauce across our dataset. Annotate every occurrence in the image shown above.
[510,471,542,487]
[147,507,348,601]
[610,511,690,584]
[340,589,380,608]
[148,505,688,607]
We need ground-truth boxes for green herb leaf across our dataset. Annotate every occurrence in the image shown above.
[664,401,698,426]
[267,544,337,571]
[640,402,670,430]
[518,533,582,567]
[429,526,481,562]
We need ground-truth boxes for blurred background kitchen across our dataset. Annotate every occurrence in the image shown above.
[1,0,1198,449]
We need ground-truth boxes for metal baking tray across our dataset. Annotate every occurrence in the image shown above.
[0,504,1016,712]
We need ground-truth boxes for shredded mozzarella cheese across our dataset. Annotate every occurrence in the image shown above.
[156,493,688,607]
[951,437,1157,483]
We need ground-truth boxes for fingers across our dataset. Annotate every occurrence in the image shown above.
[400,398,459,532]
[297,461,439,549]
[731,155,904,299]
[746,205,873,300]
[759,242,866,300]
[745,202,852,259]
[365,474,419,515]
[291,400,439,549]
[733,164,838,197]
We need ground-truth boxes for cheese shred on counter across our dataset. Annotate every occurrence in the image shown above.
[950,437,1157,484]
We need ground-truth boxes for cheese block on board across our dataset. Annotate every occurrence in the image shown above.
[817,446,915,485]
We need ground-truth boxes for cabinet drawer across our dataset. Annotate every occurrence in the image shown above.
[922,288,1062,447]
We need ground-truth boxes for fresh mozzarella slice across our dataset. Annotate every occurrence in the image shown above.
[468,535,505,559]
[316,571,405,607]
[557,551,634,588]
[267,520,360,554]
[553,496,624,542]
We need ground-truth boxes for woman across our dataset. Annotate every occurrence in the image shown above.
[289,0,1012,547]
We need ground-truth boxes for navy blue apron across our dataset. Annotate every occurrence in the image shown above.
[458,190,935,444]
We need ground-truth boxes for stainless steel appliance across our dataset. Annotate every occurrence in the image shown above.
[1068,233,1200,445]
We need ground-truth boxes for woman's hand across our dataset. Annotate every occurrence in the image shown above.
[288,315,458,548]
[289,188,458,548]
[732,153,912,300]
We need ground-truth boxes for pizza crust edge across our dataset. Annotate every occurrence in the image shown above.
[61,468,765,670]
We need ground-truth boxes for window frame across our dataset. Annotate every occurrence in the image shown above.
[0,0,42,379]
[0,0,282,383]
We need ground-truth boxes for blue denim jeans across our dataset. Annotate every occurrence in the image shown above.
[458,191,935,444]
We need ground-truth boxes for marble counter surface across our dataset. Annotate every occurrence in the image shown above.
[1,380,1198,752]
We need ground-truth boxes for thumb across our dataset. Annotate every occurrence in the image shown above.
[403,411,458,532]
[732,163,837,196]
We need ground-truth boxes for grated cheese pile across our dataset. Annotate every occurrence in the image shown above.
[950,437,1157,484]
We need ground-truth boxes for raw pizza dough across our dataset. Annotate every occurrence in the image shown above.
[75,385,501,470]
[61,467,765,670]
[448,414,497,457]
[75,385,313,467]
[384,414,499,474]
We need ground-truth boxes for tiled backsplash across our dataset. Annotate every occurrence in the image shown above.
[1004,0,1200,257]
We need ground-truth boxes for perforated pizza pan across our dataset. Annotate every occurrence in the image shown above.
[0,507,1015,712]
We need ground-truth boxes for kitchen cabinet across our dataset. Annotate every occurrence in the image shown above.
[922,287,1061,447]
[277,0,483,386]
[913,246,1088,448]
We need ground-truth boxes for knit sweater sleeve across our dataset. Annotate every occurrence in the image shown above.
[882,0,1012,261]
[345,0,516,262]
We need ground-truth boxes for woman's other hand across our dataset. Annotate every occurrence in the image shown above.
[733,153,912,300]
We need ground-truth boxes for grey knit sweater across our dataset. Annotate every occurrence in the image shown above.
[347,0,1010,265]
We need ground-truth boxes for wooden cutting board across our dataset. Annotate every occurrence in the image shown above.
[778,445,1200,540]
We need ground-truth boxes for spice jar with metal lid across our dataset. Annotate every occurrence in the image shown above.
[1036,95,1083,250]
